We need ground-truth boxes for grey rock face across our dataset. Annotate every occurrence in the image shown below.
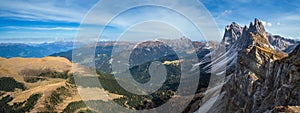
[248,18,267,38]
[220,18,299,53]
[201,18,300,113]
[222,22,244,47]
[267,34,300,53]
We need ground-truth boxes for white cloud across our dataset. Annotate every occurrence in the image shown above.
[3,26,78,31]
[0,0,93,22]
[261,20,272,27]
[216,10,232,19]
[222,10,232,16]
[282,15,300,21]
[276,22,281,25]
[77,0,222,42]
[116,21,184,41]
[267,22,272,27]
[0,0,222,42]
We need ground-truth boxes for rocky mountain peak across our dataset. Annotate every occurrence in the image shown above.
[222,22,243,47]
[202,19,300,113]
[249,18,267,38]
[226,18,275,51]
[221,18,269,49]
[157,37,194,50]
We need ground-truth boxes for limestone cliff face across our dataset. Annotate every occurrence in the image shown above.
[222,22,243,47]
[204,19,300,113]
[223,45,300,113]
[272,45,300,107]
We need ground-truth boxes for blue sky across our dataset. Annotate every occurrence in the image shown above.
[0,0,299,43]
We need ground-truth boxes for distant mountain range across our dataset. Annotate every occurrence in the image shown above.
[1,28,297,60]
[0,41,80,58]
[50,19,300,112]
[0,18,299,113]
[51,39,219,73]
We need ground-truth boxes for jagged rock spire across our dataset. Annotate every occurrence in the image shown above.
[249,18,267,38]
[221,18,270,49]
[221,22,243,47]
